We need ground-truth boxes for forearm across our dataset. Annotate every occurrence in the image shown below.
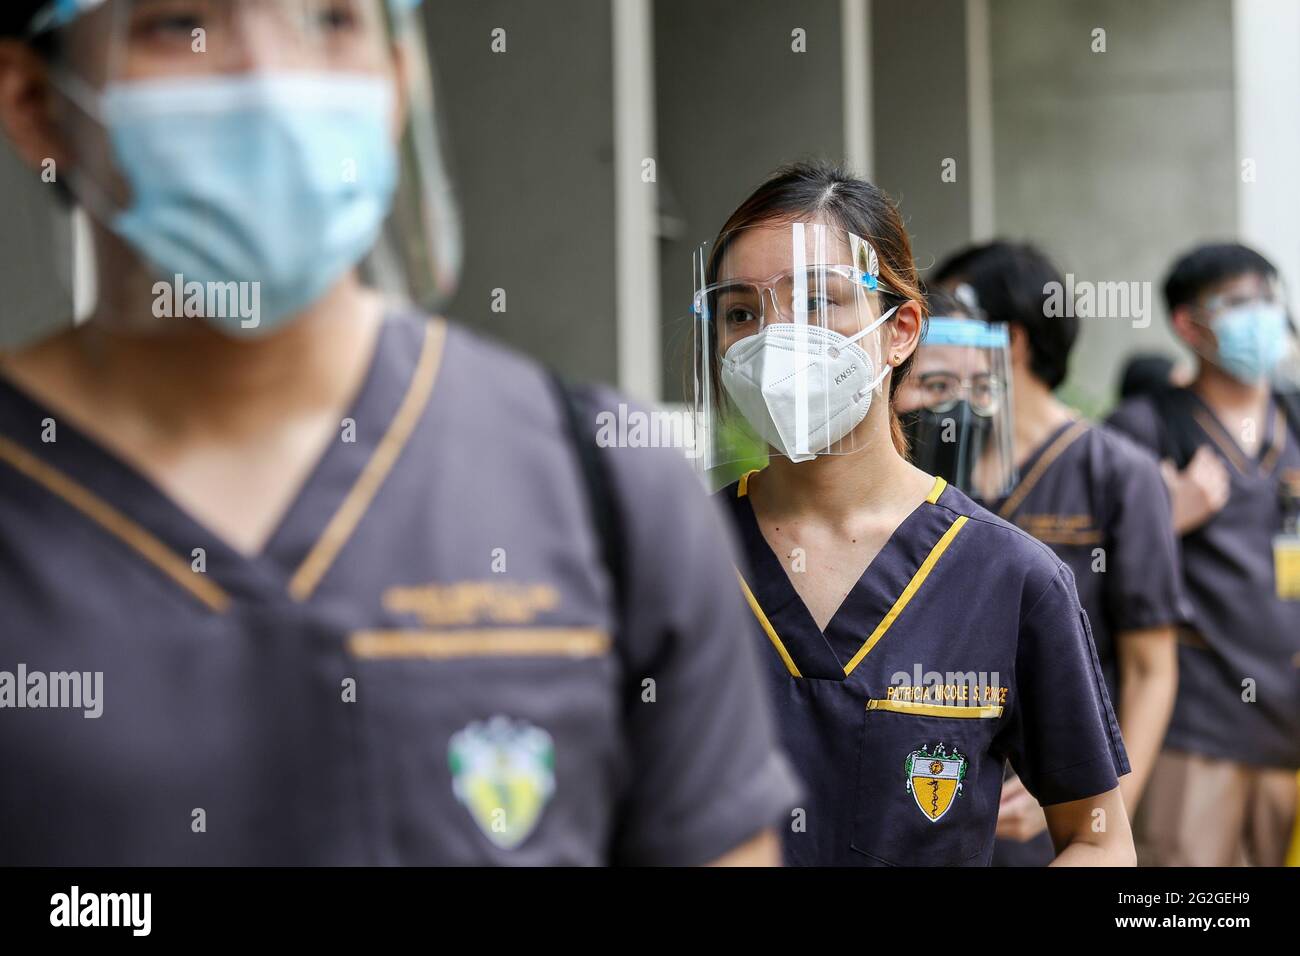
[706,828,781,866]
[1045,788,1136,866]
[1117,678,1176,810]
[1049,836,1134,867]
[1115,628,1178,812]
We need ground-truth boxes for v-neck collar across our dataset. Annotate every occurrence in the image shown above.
[733,472,968,681]
[1186,389,1285,477]
[994,418,1089,519]
[0,314,446,610]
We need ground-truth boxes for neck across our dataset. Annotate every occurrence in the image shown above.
[755,422,923,522]
[1011,369,1073,461]
[1192,363,1270,412]
[62,277,384,437]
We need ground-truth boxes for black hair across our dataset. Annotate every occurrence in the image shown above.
[1118,352,1176,400]
[1,4,60,58]
[922,285,977,323]
[933,240,1076,390]
[1163,242,1277,315]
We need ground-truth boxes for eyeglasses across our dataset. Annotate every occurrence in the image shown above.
[694,265,882,327]
[1196,292,1282,318]
[914,371,1004,416]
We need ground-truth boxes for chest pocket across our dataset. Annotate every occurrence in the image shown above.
[852,699,1004,866]
[347,628,621,865]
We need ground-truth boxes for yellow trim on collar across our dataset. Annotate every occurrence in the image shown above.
[0,434,231,613]
[289,319,446,601]
[998,420,1089,519]
[736,569,802,678]
[843,516,969,677]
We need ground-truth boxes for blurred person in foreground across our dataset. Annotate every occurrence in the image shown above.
[1106,242,1300,866]
[0,0,796,865]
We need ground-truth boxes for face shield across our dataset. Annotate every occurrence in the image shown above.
[24,0,460,336]
[896,315,1016,500]
[690,222,902,476]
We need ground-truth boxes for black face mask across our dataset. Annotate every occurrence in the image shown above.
[900,400,993,494]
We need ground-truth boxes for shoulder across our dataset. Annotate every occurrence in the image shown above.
[1104,393,1162,446]
[424,314,712,511]
[430,316,560,425]
[1065,420,1165,488]
[1104,388,1202,454]
[933,482,1071,599]
[1277,390,1300,442]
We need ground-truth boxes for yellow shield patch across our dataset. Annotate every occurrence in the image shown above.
[449,716,556,850]
[906,744,967,823]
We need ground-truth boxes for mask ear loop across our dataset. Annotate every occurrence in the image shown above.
[827,301,900,405]
[827,303,899,358]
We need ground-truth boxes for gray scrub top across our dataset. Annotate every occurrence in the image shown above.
[0,312,799,864]
[1108,390,1300,769]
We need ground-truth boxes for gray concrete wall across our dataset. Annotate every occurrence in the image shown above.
[0,140,74,348]
[0,2,622,385]
[654,0,844,401]
[0,0,1249,409]
[425,0,619,383]
[988,0,1237,415]
[873,0,973,277]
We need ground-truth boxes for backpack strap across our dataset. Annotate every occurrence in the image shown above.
[547,372,628,622]
[1146,386,1204,469]
[1276,390,1300,444]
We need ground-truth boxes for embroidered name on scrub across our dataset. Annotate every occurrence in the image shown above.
[1013,513,1102,546]
[886,683,1009,705]
[382,580,561,625]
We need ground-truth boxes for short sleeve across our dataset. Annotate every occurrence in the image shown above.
[1103,435,1188,633]
[999,564,1130,806]
[587,391,800,865]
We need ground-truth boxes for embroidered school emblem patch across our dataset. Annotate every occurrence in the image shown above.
[448,716,556,849]
[905,743,967,822]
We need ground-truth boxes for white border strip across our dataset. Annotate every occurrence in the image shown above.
[966,0,995,241]
[841,0,873,179]
[1232,0,1300,319]
[612,0,662,401]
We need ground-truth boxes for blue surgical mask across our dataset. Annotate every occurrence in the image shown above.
[65,71,398,336]
[1210,302,1289,383]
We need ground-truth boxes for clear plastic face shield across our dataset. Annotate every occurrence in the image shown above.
[23,0,460,337]
[895,312,1016,500]
[1185,272,1300,390]
[690,222,902,478]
